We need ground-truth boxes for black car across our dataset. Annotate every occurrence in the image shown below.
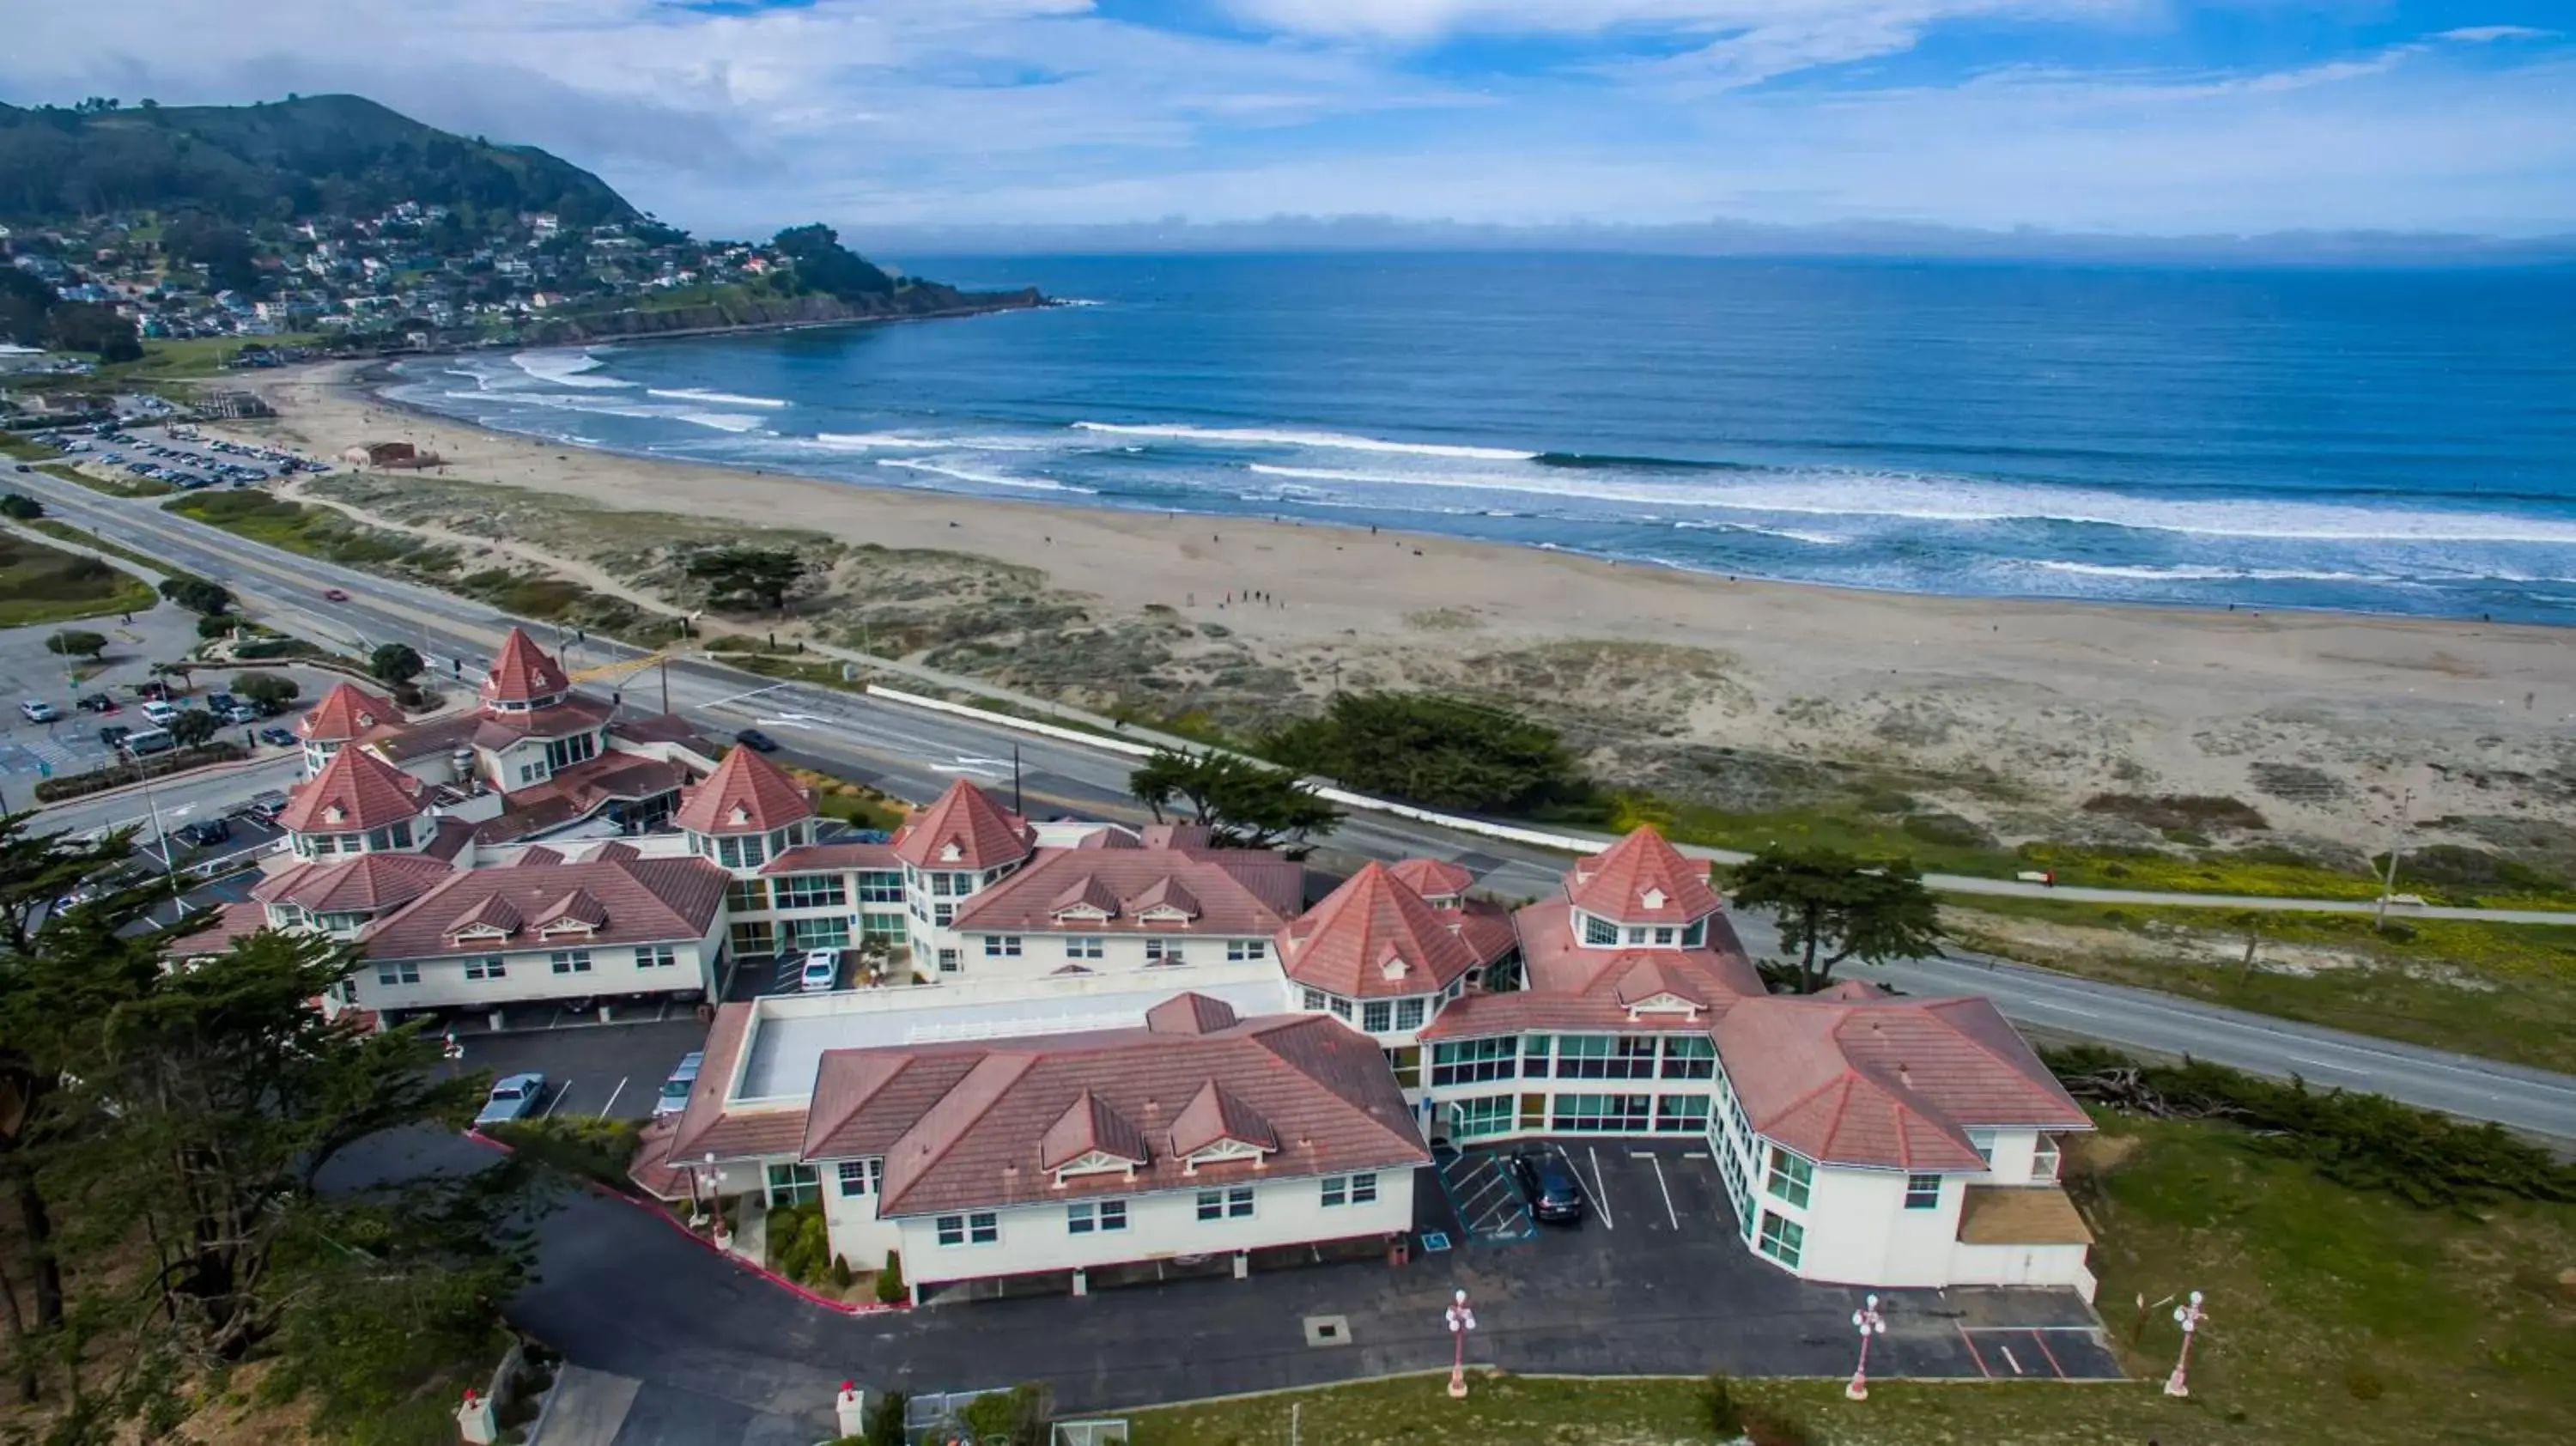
[97,724,131,749]
[258,726,297,748]
[734,728,780,753]
[176,818,232,848]
[75,693,116,714]
[1508,1151,1589,1224]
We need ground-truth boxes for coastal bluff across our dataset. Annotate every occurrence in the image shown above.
[521,283,1048,345]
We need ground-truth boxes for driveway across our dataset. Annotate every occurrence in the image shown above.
[450,1018,710,1123]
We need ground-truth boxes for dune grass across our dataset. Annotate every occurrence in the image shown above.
[0,528,161,627]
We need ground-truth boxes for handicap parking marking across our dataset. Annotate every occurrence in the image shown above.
[1431,1148,1536,1243]
[0,743,47,776]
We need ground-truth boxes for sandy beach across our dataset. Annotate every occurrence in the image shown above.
[212,360,2575,865]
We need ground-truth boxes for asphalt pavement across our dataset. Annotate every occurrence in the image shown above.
[17,468,2576,1138]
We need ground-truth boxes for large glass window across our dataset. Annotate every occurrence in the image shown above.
[635,945,677,969]
[726,878,770,913]
[1654,1096,1711,1133]
[1430,1037,1515,1086]
[838,1158,882,1198]
[1319,1173,1377,1207]
[1550,1093,1652,1133]
[1450,1096,1514,1139]
[1065,935,1103,960]
[1067,1200,1127,1234]
[1396,998,1426,1030]
[857,871,904,903]
[773,875,848,910]
[465,956,506,981]
[1583,914,1618,946]
[935,1211,999,1246]
[1195,1187,1255,1221]
[1552,1036,1614,1078]
[1765,1145,1814,1209]
[1362,1000,1393,1033]
[1522,1034,1552,1078]
[1661,1036,1716,1078]
[1758,1210,1804,1268]
[549,951,592,975]
[984,935,1023,957]
[1226,939,1268,962]
[716,833,768,869]
[374,959,421,986]
[1904,1174,1941,1210]
[766,1162,819,1206]
[1145,939,1185,967]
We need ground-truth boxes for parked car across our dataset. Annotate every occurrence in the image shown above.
[205,692,238,714]
[1508,1151,1589,1224]
[734,728,779,753]
[141,700,177,726]
[75,693,116,714]
[217,703,260,725]
[653,1052,707,1118]
[244,789,289,821]
[17,700,58,723]
[474,1073,549,1127]
[97,724,131,749]
[799,948,843,993]
[177,818,232,848]
[258,726,297,748]
[121,727,175,756]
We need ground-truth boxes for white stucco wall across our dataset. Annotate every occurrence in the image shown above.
[1785,1165,1967,1289]
[351,929,717,1013]
[893,1168,1415,1287]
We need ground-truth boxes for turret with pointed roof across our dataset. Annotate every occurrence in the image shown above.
[1565,825,1721,929]
[480,627,571,710]
[296,681,400,744]
[1276,860,1480,999]
[276,743,432,842]
[891,780,1032,871]
[672,744,816,836]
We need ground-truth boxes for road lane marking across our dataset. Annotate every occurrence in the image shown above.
[598,1076,627,1118]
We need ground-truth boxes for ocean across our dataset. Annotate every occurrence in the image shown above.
[383,253,2576,623]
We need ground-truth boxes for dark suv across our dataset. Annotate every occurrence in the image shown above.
[1508,1151,1589,1224]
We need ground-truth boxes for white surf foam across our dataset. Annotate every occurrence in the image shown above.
[2029,561,2391,583]
[648,387,790,409]
[511,349,630,389]
[875,458,1097,494]
[1673,519,1850,546]
[672,411,769,434]
[1076,421,1537,462]
[811,431,1067,453]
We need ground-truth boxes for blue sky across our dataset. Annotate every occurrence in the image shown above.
[4,2,2570,240]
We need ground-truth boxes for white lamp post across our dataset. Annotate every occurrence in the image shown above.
[1845,1294,1886,1400]
[1445,1289,1477,1399]
[2164,1290,2208,1397]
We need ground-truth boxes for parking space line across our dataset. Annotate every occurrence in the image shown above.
[539,1078,572,1119]
[1580,1145,1613,1230]
[1647,1153,1679,1230]
[598,1077,626,1118]
[2030,1330,2065,1378]
[1956,1323,1993,1378]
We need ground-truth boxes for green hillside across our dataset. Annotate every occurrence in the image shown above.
[0,94,637,228]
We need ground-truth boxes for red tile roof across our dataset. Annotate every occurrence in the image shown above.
[1277,862,1481,999]
[170,900,270,958]
[950,848,1302,936]
[359,856,728,960]
[1146,992,1239,1036]
[890,781,1031,870]
[1040,1090,1151,1171]
[1419,902,1763,1040]
[252,852,457,914]
[1564,826,1722,926]
[672,745,814,835]
[1388,858,1474,899]
[471,696,614,749]
[295,682,399,744]
[761,841,901,876]
[1169,1078,1277,1157]
[679,1010,1426,1219]
[1713,995,2092,1170]
[480,627,570,706]
[276,744,430,835]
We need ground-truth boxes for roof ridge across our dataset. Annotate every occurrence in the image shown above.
[878,1050,1041,1214]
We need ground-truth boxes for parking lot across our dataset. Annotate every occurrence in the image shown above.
[1415,1139,2122,1380]
[452,1017,711,1124]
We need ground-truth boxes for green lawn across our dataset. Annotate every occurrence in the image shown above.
[25,517,180,580]
[1,429,64,461]
[1945,897,2576,1073]
[39,460,179,498]
[1127,1113,2576,1446]
[0,528,161,627]
[102,333,326,380]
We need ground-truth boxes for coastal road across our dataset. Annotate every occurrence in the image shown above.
[16,469,2576,1137]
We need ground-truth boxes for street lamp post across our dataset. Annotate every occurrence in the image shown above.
[2164,1290,2208,1398]
[1444,1289,1476,1399]
[1845,1294,1886,1400]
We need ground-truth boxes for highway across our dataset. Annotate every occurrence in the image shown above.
[16,467,2576,1139]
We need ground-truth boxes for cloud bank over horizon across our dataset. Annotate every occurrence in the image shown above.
[3,2,2570,246]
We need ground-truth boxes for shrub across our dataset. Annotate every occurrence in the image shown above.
[830,1254,854,1290]
[196,613,237,640]
[1,492,45,520]
[45,628,107,659]
[2346,1368,2385,1401]
[876,1249,906,1304]
[1698,1370,1741,1436]
[481,1115,641,1194]
[2081,793,2269,832]
[958,1383,1051,1446]
[864,1388,908,1446]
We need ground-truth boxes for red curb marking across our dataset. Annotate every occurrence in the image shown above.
[1956,1321,1993,1378]
[2029,1329,2066,1379]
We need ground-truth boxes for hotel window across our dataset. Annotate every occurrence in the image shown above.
[517,761,548,787]
[1327,996,1352,1021]
[550,951,592,975]
[1970,1132,1996,1169]
[765,1163,819,1206]
[1681,919,1706,947]
[935,1211,999,1247]
[858,871,904,903]
[1067,1200,1127,1234]
[1610,1037,1660,1078]
[1430,1037,1516,1086]
[1395,998,1425,1030]
[1661,1036,1716,1078]
[1194,1186,1254,1220]
[931,872,961,897]
[838,1158,882,1198]
[1145,939,1184,967]
[773,875,847,910]
[635,945,677,969]
[933,903,954,927]
[1451,1096,1514,1139]
[1653,927,1674,945]
[1550,1093,1651,1133]
[1066,935,1104,960]
[985,935,1023,957]
[938,949,960,973]
[1363,1000,1393,1034]
[718,834,769,869]
[727,879,771,913]
[2034,1137,2063,1182]
[1226,939,1268,962]
[1300,987,1327,1011]
[1583,914,1618,946]
[1626,927,1649,945]
[1757,1210,1804,1268]
[1553,1035,1615,1078]
[1765,1146,1814,1209]
[545,732,597,770]
[374,959,421,986]
[1321,1173,1377,1207]
[464,956,506,981]
[1522,1034,1552,1078]
[1904,1174,1941,1210]
[1654,1097,1711,1133]
[388,819,415,848]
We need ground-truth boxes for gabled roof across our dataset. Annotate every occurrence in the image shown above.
[1564,826,1722,926]
[1713,995,2093,1171]
[1050,874,1121,918]
[951,848,1302,937]
[1146,992,1239,1036]
[295,681,398,744]
[1420,903,1764,1040]
[1613,956,1708,1012]
[1388,857,1474,900]
[890,781,1031,870]
[1276,861,1480,999]
[252,852,456,914]
[361,857,728,959]
[479,627,570,706]
[275,744,428,835]
[447,893,524,938]
[671,744,814,835]
[534,887,609,933]
[1127,876,1200,920]
[1040,1090,1151,1171]
[1170,1078,1279,1157]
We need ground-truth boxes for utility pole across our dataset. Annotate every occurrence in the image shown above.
[1012,744,1023,817]
[2374,786,2415,931]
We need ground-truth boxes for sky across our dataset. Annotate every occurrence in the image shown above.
[3,2,2572,242]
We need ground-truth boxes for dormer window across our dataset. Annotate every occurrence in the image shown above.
[1582,914,1617,947]
[939,841,963,863]
[1640,886,1666,911]
[1051,1150,1138,1185]
[1182,1138,1267,1170]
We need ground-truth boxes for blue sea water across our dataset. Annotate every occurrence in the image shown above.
[385,253,2576,623]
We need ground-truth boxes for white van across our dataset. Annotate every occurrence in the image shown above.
[120,727,175,756]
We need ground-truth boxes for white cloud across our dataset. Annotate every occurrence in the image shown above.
[2435,26,2555,45]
